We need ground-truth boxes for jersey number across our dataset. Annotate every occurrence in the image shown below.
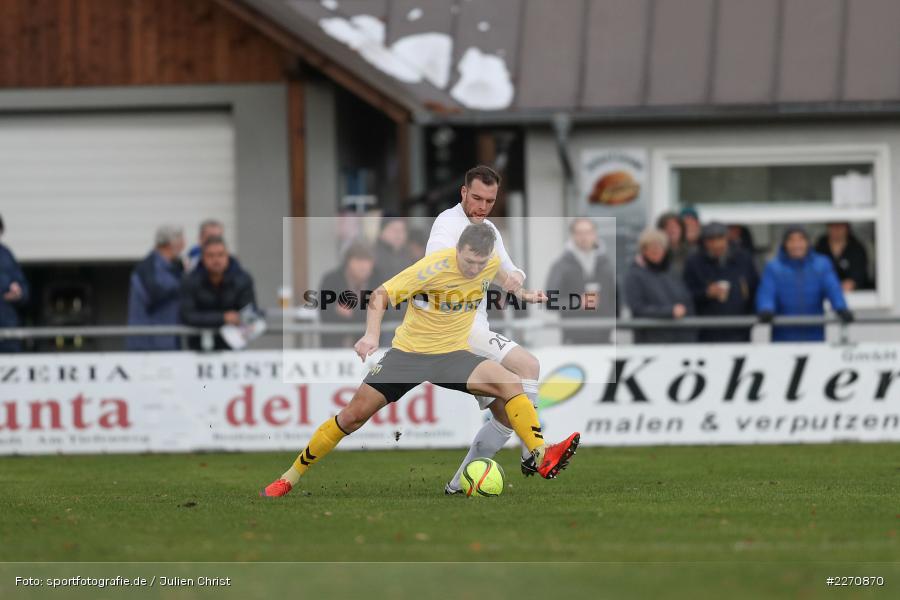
[489,333,512,351]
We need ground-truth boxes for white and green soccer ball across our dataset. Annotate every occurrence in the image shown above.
[459,458,505,498]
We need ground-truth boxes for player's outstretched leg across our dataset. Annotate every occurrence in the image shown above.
[466,360,580,480]
[260,384,387,497]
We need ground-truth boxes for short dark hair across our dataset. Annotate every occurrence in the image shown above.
[465,165,501,189]
[457,223,496,256]
[202,235,227,251]
[342,240,375,265]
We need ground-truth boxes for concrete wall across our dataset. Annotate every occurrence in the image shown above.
[526,120,900,342]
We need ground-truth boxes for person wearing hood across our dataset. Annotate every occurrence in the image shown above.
[683,222,759,342]
[756,225,852,342]
[180,235,257,350]
[814,222,871,291]
[546,218,617,344]
[625,228,696,344]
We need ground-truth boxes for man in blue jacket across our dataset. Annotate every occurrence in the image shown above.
[0,214,29,352]
[126,225,185,351]
[756,225,852,342]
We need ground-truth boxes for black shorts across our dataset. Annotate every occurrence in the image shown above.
[362,349,488,403]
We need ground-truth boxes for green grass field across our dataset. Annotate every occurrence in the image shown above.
[1,444,898,599]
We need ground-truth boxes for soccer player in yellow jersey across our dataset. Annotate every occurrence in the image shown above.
[260,223,580,497]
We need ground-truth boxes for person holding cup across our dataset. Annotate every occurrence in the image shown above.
[683,222,759,342]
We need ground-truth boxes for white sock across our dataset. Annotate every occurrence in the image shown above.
[449,417,514,490]
[520,379,540,460]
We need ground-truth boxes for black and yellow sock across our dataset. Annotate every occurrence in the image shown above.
[504,393,546,464]
[281,416,348,485]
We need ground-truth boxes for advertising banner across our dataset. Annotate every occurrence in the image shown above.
[534,344,900,445]
[1,345,897,455]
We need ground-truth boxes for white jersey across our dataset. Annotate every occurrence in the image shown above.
[426,203,526,327]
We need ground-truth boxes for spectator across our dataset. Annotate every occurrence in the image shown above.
[181,236,257,350]
[625,228,696,344]
[757,225,852,342]
[126,225,186,351]
[683,222,759,343]
[0,214,29,352]
[656,212,689,275]
[372,215,413,284]
[728,224,756,256]
[546,218,616,344]
[187,219,224,271]
[406,227,428,261]
[318,241,375,348]
[680,206,702,248]
[814,222,871,291]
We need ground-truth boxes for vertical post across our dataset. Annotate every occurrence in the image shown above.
[201,330,215,352]
[838,320,850,345]
[288,77,307,350]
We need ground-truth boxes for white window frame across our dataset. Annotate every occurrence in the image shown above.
[651,144,893,309]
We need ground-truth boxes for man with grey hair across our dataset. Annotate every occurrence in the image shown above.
[188,219,224,271]
[126,225,186,351]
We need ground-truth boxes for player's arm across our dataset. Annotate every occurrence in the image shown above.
[491,225,526,290]
[352,256,423,361]
[353,286,389,361]
[493,267,547,304]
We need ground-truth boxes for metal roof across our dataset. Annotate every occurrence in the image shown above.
[242,0,900,123]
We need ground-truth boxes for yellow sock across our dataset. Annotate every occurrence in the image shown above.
[281,416,348,485]
[504,393,546,464]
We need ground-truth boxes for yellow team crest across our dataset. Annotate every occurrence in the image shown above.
[481,279,490,293]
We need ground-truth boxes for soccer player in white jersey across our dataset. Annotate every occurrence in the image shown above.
[427,166,544,494]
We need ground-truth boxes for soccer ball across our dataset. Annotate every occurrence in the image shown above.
[459,458,505,498]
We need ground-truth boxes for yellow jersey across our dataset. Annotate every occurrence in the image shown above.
[381,247,500,354]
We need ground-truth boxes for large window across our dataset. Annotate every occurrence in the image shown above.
[652,145,892,308]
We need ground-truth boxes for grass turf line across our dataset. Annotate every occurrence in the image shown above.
[0,444,897,563]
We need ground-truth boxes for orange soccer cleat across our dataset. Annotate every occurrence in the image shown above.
[537,432,580,479]
[259,478,293,498]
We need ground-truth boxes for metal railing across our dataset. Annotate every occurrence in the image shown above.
[1,312,897,349]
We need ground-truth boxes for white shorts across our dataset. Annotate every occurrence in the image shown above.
[467,324,520,409]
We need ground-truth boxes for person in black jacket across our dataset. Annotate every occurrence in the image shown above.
[814,222,871,291]
[180,236,257,350]
[318,241,375,348]
[0,214,29,353]
[683,222,759,342]
[625,228,696,344]
[545,218,616,344]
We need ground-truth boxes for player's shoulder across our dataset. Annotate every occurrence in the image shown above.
[426,246,455,260]
[434,204,464,223]
[414,248,454,281]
